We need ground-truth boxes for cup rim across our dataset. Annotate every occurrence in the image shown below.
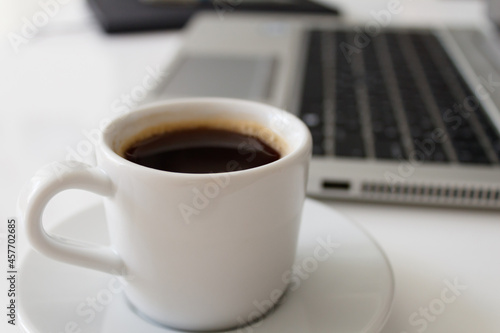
[99,97,312,178]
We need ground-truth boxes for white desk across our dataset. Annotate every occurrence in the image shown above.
[2,1,499,332]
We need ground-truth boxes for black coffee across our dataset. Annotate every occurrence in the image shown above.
[124,127,281,173]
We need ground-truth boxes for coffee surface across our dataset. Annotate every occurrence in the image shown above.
[124,127,281,173]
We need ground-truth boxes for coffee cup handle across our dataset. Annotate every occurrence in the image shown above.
[21,161,125,275]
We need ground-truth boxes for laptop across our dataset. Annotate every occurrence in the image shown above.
[144,10,500,209]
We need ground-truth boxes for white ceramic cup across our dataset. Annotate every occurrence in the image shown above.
[21,98,312,331]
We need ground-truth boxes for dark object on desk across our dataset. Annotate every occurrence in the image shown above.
[488,0,500,28]
[86,0,340,33]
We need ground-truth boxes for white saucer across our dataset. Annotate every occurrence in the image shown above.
[19,199,394,333]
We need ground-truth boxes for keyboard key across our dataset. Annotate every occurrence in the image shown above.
[430,149,447,162]
[313,144,325,156]
[375,140,404,159]
[336,132,366,157]
[383,126,399,140]
[302,113,322,128]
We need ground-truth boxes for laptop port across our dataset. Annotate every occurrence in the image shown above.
[322,180,350,191]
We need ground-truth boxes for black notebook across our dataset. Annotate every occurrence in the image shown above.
[86,0,340,33]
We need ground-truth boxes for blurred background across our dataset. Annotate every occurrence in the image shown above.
[2,1,500,333]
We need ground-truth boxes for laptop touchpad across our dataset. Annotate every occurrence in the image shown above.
[160,55,274,100]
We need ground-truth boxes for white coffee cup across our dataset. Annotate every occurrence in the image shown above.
[21,98,312,331]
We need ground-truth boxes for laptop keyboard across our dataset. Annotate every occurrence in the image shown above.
[299,30,500,164]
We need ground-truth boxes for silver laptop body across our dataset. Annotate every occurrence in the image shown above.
[145,12,500,209]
